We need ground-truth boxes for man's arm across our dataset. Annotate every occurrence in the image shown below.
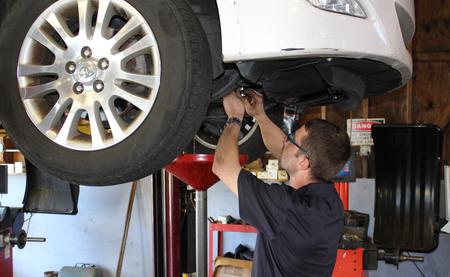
[212,91,245,196]
[243,90,285,159]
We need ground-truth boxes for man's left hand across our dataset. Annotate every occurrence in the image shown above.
[223,90,245,120]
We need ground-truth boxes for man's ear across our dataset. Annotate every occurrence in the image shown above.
[297,155,310,171]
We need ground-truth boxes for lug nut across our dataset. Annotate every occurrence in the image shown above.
[98,58,109,70]
[81,46,92,59]
[73,82,84,94]
[65,62,76,74]
[93,80,104,92]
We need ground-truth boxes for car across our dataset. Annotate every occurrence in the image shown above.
[0,0,415,185]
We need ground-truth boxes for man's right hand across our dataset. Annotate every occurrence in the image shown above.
[242,89,285,160]
[243,89,265,119]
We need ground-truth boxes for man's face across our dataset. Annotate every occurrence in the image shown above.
[280,126,307,172]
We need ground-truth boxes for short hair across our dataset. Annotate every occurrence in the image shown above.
[301,119,351,181]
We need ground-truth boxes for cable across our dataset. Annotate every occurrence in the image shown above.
[407,252,425,277]
[24,213,34,234]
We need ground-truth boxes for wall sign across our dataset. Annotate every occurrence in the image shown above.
[346,118,385,146]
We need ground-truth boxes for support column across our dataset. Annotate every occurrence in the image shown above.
[166,173,181,277]
[196,190,208,277]
[153,171,166,277]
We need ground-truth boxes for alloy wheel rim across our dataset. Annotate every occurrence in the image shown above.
[17,0,161,151]
[194,115,259,150]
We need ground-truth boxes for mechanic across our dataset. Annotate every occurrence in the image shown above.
[212,89,351,277]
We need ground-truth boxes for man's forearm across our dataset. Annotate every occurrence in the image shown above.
[255,113,285,159]
[213,124,242,195]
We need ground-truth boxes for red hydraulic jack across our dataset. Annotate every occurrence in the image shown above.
[165,154,247,277]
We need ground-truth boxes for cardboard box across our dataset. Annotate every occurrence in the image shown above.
[278,170,289,181]
[266,159,279,171]
[213,257,252,277]
[267,170,278,180]
[256,171,268,179]
[245,158,264,170]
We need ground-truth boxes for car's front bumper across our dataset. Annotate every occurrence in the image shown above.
[216,0,414,85]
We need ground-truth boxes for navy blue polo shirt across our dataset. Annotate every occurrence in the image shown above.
[238,169,344,277]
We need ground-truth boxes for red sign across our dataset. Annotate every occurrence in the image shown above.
[351,120,383,132]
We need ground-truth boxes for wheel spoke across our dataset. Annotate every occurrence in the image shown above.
[116,34,155,61]
[110,16,143,51]
[46,12,74,44]
[29,28,64,55]
[94,0,114,39]
[116,70,159,89]
[77,0,95,38]
[37,98,72,134]
[102,101,126,141]
[22,80,60,99]
[112,85,152,111]
[86,103,106,147]
[18,63,59,77]
[55,104,82,144]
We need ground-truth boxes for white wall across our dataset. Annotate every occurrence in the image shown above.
[2,175,154,277]
[207,181,256,261]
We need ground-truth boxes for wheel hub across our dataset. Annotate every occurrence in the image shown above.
[76,60,98,84]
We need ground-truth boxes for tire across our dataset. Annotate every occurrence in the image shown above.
[0,0,212,185]
[186,104,283,162]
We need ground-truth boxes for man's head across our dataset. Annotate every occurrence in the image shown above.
[280,119,351,182]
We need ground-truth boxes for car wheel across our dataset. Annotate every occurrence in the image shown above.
[187,103,283,162]
[0,0,212,185]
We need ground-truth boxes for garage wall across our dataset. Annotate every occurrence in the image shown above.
[3,176,154,277]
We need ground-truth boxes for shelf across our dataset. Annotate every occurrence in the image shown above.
[210,223,257,233]
[209,223,257,277]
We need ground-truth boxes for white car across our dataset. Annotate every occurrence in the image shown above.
[0,0,414,185]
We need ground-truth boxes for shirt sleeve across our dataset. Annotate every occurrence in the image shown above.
[238,169,291,239]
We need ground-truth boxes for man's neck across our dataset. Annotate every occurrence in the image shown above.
[288,173,318,190]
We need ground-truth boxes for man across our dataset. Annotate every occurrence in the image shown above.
[212,89,351,277]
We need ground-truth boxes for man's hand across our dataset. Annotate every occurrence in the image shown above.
[242,89,286,159]
[223,90,245,120]
[242,89,265,119]
[213,89,246,196]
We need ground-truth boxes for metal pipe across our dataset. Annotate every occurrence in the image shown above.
[161,170,168,276]
[196,190,207,277]
[166,173,181,277]
[25,237,46,242]
[400,255,424,262]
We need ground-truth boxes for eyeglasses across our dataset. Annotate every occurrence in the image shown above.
[284,131,310,158]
